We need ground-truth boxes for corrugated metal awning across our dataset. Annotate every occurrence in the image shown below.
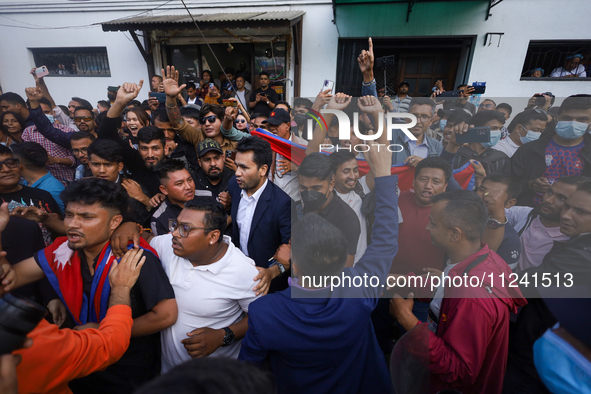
[101,11,305,32]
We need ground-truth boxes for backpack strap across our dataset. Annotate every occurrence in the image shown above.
[462,252,490,275]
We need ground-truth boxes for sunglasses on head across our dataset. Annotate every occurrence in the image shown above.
[74,116,93,122]
[199,115,218,125]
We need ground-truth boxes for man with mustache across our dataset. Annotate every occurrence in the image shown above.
[505,175,590,271]
[98,80,167,198]
[193,138,234,200]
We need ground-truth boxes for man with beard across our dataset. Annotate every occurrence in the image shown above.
[0,177,177,394]
[150,160,196,236]
[385,81,412,114]
[228,136,291,295]
[194,138,234,200]
[98,80,166,198]
[162,66,236,168]
[505,175,590,271]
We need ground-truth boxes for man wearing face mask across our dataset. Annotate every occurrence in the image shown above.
[512,94,591,207]
[296,153,360,268]
[293,98,314,139]
[493,109,548,158]
[442,110,511,175]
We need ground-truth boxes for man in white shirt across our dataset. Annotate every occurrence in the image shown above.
[550,54,587,78]
[228,136,292,295]
[328,151,370,263]
[146,198,260,373]
[493,109,547,157]
[505,176,589,271]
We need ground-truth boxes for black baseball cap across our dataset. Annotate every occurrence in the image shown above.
[197,138,223,157]
[399,81,410,88]
[263,108,291,126]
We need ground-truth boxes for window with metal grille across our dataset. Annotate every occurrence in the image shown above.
[30,47,111,77]
[520,41,591,80]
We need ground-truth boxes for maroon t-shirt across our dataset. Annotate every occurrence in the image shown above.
[389,191,445,275]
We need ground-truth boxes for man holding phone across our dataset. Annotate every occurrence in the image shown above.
[248,72,277,117]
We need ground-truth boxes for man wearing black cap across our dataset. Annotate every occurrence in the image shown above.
[193,138,234,200]
[386,81,412,114]
[263,108,307,201]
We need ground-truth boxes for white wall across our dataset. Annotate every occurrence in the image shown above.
[0,0,336,108]
[0,11,149,107]
[460,0,591,98]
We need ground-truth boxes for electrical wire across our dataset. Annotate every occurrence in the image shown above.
[179,0,247,108]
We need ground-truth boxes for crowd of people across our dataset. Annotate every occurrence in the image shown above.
[0,36,590,394]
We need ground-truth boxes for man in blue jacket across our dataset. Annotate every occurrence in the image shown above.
[239,145,399,394]
[228,136,291,295]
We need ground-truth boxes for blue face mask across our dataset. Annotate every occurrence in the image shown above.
[439,119,447,130]
[481,129,502,148]
[555,120,589,140]
[519,125,541,145]
[534,326,591,394]
[45,114,55,124]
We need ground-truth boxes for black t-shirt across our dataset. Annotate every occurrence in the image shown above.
[194,166,234,198]
[318,193,361,256]
[249,87,279,116]
[3,216,46,301]
[98,115,161,197]
[0,185,62,245]
[150,198,183,236]
[35,245,175,393]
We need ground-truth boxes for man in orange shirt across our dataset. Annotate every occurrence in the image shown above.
[0,247,146,394]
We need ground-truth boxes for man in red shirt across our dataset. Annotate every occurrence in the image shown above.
[372,157,451,353]
[391,190,526,394]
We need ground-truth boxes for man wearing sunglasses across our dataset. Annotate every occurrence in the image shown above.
[73,107,97,133]
[162,67,237,169]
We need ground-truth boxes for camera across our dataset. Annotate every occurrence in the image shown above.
[0,293,46,355]
[534,94,547,107]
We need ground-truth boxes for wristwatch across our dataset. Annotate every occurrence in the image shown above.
[269,259,286,275]
[487,216,508,229]
[221,327,235,347]
[266,100,270,105]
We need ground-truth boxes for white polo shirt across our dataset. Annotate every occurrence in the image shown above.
[149,234,261,373]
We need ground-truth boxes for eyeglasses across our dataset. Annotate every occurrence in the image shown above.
[409,114,432,123]
[0,158,19,169]
[168,219,208,238]
[72,147,88,155]
[235,119,246,124]
[74,116,93,122]
[199,115,218,125]
[479,104,494,109]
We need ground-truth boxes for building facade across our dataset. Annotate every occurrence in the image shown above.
[0,0,589,108]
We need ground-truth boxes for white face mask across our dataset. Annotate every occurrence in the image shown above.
[518,125,541,144]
